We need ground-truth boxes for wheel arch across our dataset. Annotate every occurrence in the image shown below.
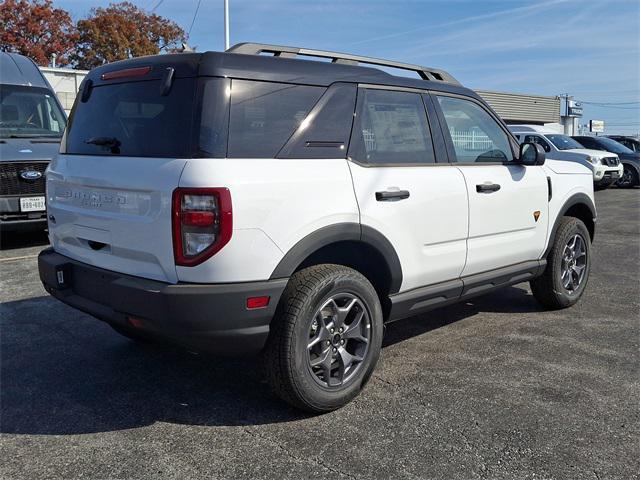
[544,193,596,259]
[621,159,640,178]
[269,223,403,315]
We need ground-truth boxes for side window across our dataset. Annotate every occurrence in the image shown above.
[349,88,435,164]
[523,135,551,152]
[436,95,514,163]
[278,83,357,159]
[228,80,324,158]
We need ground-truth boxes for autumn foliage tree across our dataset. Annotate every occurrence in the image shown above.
[72,2,186,70]
[0,0,78,66]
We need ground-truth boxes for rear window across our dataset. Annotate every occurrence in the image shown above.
[227,80,324,158]
[65,78,196,158]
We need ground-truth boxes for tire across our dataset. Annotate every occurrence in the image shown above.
[616,165,639,188]
[530,217,591,310]
[109,323,151,343]
[264,264,383,413]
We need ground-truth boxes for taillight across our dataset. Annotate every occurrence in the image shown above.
[172,188,232,267]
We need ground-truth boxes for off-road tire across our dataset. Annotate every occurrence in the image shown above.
[264,264,383,413]
[530,217,591,310]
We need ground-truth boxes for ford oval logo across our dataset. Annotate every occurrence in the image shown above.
[20,170,43,181]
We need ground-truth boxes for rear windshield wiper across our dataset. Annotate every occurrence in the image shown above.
[85,136,121,153]
[4,134,62,139]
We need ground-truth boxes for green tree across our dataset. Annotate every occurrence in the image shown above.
[73,2,186,70]
[0,0,78,66]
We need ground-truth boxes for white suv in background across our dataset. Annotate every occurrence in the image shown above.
[39,44,596,412]
[509,125,623,188]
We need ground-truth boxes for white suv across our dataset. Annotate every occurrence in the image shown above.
[509,125,623,188]
[39,44,596,412]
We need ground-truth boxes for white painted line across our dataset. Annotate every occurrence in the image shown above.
[0,254,38,263]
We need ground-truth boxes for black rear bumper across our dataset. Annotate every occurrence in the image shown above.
[38,248,288,356]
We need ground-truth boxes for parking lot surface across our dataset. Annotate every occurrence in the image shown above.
[1,189,638,480]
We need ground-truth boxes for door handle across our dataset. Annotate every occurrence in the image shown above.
[476,183,501,193]
[375,190,410,201]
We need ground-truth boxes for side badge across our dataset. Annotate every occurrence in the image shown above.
[533,211,541,222]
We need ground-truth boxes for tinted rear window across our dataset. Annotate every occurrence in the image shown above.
[228,80,324,158]
[65,79,196,157]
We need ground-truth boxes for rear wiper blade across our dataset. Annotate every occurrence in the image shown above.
[6,134,60,138]
[85,136,121,147]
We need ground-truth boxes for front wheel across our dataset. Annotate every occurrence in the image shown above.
[264,264,383,412]
[530,217,591,309]
[616,165,639,188]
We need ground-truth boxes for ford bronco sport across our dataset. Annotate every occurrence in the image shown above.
[38,43,596,412]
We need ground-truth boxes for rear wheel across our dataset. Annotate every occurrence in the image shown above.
[530,217,591,309]
[264,264,383,412]
[616,165,639,188]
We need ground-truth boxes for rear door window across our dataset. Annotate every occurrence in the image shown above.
[349,88,435,165]
[65,78,196,158]
[227,80,324,158]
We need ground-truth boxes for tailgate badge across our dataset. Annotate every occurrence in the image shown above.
[533,211,541,222]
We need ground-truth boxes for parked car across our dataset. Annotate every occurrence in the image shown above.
[0,52,67,234]
[38,43,596,412]
[607,135,640,153]
[509,125,623,188]
[572,135,640,188]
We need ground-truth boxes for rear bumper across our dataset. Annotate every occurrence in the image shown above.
[38,248,288,356]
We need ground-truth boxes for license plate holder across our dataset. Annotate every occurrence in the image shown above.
[20,196,46,212]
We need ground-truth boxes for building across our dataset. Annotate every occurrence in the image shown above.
[39,66,88,114]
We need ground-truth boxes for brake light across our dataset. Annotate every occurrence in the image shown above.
[101,66,152,81]
[172,188,232,267]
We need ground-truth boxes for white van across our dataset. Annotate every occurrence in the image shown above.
[509,125,623,188]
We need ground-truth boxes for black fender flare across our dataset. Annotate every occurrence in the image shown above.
[543,192,596,258]
[269,223,403,294]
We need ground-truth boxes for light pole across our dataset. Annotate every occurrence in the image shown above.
[224,0,229,50]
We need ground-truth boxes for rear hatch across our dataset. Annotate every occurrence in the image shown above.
[47,55,226,283]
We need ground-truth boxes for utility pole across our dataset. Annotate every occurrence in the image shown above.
[224,0,230,51]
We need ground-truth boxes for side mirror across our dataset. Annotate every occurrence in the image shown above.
[519,142,546,166]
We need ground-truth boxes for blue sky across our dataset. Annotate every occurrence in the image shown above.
[58,0,640,135]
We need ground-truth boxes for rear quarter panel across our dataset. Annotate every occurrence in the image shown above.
[177,158,358,283]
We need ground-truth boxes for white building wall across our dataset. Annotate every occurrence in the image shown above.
[39,67,88,114]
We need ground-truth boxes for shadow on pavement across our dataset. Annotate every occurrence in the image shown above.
[1,286,543,436]
[0,230,49,250]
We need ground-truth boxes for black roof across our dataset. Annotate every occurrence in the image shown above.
[84,44,478,100]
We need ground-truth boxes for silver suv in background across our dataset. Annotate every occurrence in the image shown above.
[509,125,623,188]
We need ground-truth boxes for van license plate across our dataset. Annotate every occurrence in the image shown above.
[20,196,46,212]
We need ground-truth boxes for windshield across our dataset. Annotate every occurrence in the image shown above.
[546,134,584,151]
[0,84,66,138]
[591,136,634,154]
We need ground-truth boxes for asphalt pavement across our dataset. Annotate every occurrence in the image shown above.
[1,188,638,480]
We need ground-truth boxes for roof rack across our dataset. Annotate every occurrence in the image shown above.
[226,43,460,85]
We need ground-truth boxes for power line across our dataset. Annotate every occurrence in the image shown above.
[151,0,164,12]
[579,101,640,106]
[188,0,203,37]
